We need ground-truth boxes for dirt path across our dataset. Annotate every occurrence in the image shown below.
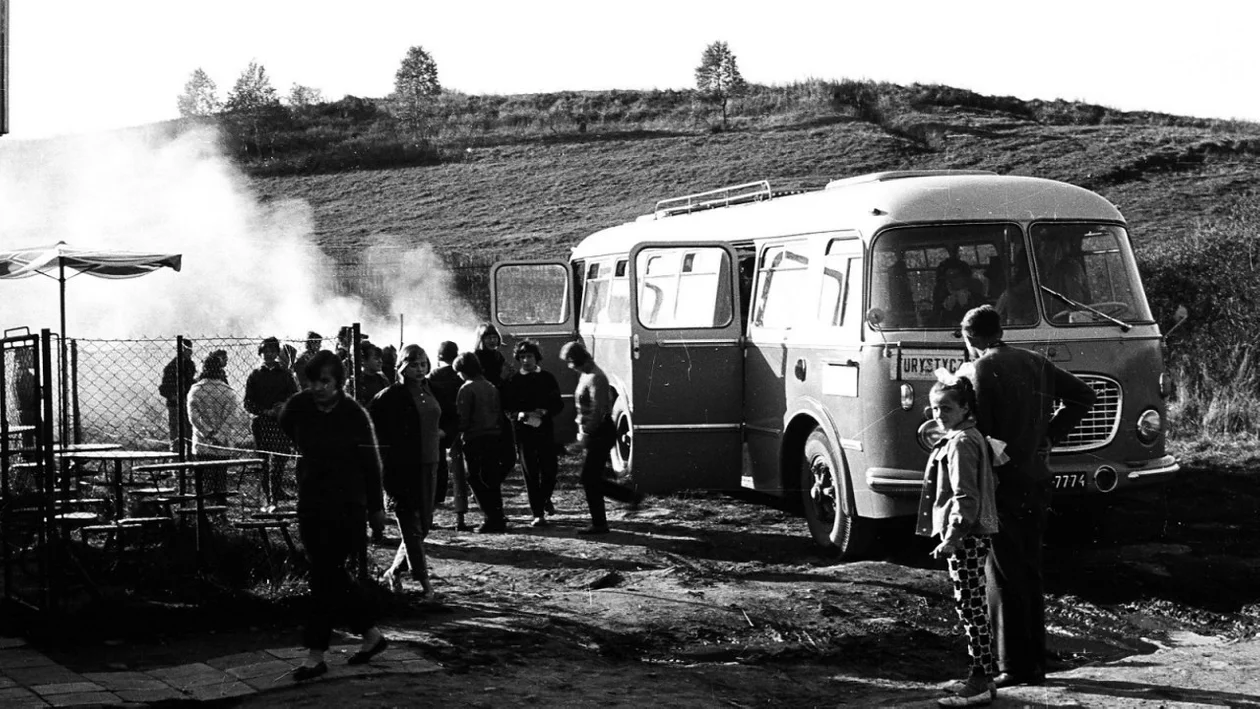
[36,448,1260,707]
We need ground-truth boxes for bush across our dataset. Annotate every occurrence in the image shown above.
[1140,197,1260,436]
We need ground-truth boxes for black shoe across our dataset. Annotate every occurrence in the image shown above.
[456,522,475,532]
[530,516,549,528]
[992,672,1043,688]
[544,500,556,515]
[476,520,507,534]
[347,636,389,665]
[578,524,610,535]
[293,662,327,681]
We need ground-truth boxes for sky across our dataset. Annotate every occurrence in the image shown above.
[4,0,1260,140]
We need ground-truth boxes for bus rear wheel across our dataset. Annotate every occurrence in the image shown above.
[801,428,876,560]
[610,396,633,475]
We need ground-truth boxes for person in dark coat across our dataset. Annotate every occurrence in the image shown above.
[472,323,508,390]
[279,350,389,680]
[369,345,440,597]
[356,342,392,406]
[427,340,466,526]
[502,339,564,526]
[961,305,1096,689]
[159,337,197,454]
[454,351,507,533]
[244,336,300,503]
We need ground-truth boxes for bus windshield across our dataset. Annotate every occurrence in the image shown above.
[869,224,1033,330]
[1031,223,1154,326]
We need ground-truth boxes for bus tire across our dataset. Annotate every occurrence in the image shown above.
[801,427,876,560]
[610,395,633,475]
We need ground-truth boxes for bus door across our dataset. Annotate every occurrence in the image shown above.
[626,242,743,492]
[744,239,815,491]
[490,260,578,444]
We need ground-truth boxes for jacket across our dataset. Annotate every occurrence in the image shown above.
[427,365,462,444]
[502,368,563,437]
[369,382,442,505]
[916,421,999,544]
[456,376,502,442]
[279,390,384,520]
[187,377,243,455]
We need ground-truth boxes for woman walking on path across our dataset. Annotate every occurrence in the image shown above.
[917,367,1001,707]
[369,345,440,597]
[502,339,564,527]
[560,341,642,535]
[279,351,390,681]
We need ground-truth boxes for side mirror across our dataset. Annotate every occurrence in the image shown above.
[866,307,886,328]
[1164,304,1189,338]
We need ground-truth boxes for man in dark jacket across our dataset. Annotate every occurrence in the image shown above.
[961,305,1096,688]
[159,338,197,454]
[427,341,466,525]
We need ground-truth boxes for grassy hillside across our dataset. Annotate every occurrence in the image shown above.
[242,80,1260,437]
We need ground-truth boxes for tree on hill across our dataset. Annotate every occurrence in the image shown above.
[223,61,286,158]
[287,83,324,108]
[694,41,747,130]
[393,46,442,134]
[225,61,281,112]
[176,68,221,117]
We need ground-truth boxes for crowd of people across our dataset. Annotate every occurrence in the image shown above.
[158,323,644,680]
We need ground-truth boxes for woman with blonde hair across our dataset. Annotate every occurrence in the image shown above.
[368,344,441,596]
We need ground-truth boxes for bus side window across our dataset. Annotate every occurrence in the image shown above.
[753,244,810,329]
[581,261,610,324]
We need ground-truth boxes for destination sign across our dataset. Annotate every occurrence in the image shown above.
[896,350,968,380]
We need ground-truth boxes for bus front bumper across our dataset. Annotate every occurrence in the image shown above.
[866,454,1179,497]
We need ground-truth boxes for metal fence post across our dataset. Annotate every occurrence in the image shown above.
[176,335,188,462]
[70,339,81,444]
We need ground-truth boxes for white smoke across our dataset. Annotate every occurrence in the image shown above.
[0,125,479,351]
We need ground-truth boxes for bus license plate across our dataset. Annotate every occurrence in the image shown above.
[1053,473,1087,490]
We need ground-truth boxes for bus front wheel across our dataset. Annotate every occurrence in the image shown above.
[801,428,876,559]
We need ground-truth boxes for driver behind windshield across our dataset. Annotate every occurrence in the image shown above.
[1037,237,1090,306]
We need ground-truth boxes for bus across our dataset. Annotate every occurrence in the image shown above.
[490,171,1178,558]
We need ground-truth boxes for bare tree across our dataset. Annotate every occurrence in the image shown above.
[176,68,221,117]
[694,41,747,130]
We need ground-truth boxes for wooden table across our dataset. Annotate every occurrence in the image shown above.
[65,450,179,520]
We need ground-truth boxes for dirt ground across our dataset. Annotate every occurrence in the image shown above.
[35,446,1260,707]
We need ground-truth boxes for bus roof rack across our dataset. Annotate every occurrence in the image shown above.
[649,180,820,220]
[824,170,997,190]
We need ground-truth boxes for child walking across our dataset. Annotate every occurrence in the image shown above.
[918,368,1000,707]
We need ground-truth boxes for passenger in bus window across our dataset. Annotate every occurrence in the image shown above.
[502,339,564,527]
[935,262,986,327]
[1037,237,1090,311]
[961,305,1095,689]
[560,341,644,535]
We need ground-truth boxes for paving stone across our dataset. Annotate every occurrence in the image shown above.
[45,691,122,707]
[0,685,48,707]
[264,647,307,661]
[205,651,272,671]
[114,687,186,703]
[78,672,167,692]
[0,638,29,650]
[0,650,58,670]
[225,660,297,683]
[114,690,185,705]
[6,666,85,687]
[31,682,105,697]
[145,662,230,689]
[184,681,255,701]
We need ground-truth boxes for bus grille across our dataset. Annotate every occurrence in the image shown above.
[1053,375,1121,453]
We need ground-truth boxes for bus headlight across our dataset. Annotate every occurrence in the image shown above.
[917,419,944,450]
[900,383,915,411]
[1136,409,1162,444]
